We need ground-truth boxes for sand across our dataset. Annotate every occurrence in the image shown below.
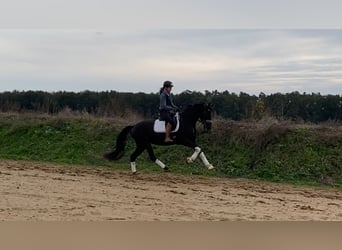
[1,160,342,221]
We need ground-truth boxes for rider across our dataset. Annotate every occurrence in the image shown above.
[159,80,179,143]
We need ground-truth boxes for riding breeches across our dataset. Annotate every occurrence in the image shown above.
[159,110,176,128]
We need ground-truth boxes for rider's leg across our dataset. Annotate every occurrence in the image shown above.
[164,122,173,142]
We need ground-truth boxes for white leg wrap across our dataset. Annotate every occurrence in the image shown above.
[155,159,166,169]
[130,162,137,173]
[187,147,201,163]
[199,152,214,170]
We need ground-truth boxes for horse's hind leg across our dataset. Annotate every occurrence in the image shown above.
[146,143,169,172]
[130,144,145,173]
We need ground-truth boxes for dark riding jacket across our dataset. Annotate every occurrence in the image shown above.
[159,90,178,126]
[159,90,178,113]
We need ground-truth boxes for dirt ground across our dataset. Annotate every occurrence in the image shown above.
[1,160,342,221]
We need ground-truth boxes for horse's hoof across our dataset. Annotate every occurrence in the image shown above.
[164,166,170,172]
[132,171,137,175]
[207,165,215,170]
[186,157,193,164]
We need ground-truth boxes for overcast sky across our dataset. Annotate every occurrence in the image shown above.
[1,1,342,95]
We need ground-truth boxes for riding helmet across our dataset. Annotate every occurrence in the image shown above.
[163,81,174,88]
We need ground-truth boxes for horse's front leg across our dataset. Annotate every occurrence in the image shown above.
[199,151,214,170]
[182,140,214,170]
[186,146,201,163]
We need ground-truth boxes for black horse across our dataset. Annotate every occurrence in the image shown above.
[104,103,214,173]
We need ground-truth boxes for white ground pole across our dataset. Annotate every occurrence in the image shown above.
[131,162,137,173]
[155,159,166,169]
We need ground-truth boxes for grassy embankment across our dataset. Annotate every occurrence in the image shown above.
[0,112,341,187]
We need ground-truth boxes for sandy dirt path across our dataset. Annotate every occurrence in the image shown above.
[1,160,342,221]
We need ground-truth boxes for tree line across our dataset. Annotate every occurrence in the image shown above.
[0,90,341,122]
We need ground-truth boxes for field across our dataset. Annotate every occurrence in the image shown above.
[1,113,342,221]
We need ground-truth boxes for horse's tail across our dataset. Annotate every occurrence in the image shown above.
[104,125,134,161]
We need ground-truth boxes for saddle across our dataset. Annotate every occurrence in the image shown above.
[153,112,180,133]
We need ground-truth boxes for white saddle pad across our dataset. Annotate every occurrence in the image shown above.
[153,113,180,133]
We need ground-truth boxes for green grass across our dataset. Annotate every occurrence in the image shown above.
[255,129,342,186]
[0,117,115,166]
[0,114,342,187]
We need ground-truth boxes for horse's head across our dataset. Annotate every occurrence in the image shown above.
[195,103,213,132]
